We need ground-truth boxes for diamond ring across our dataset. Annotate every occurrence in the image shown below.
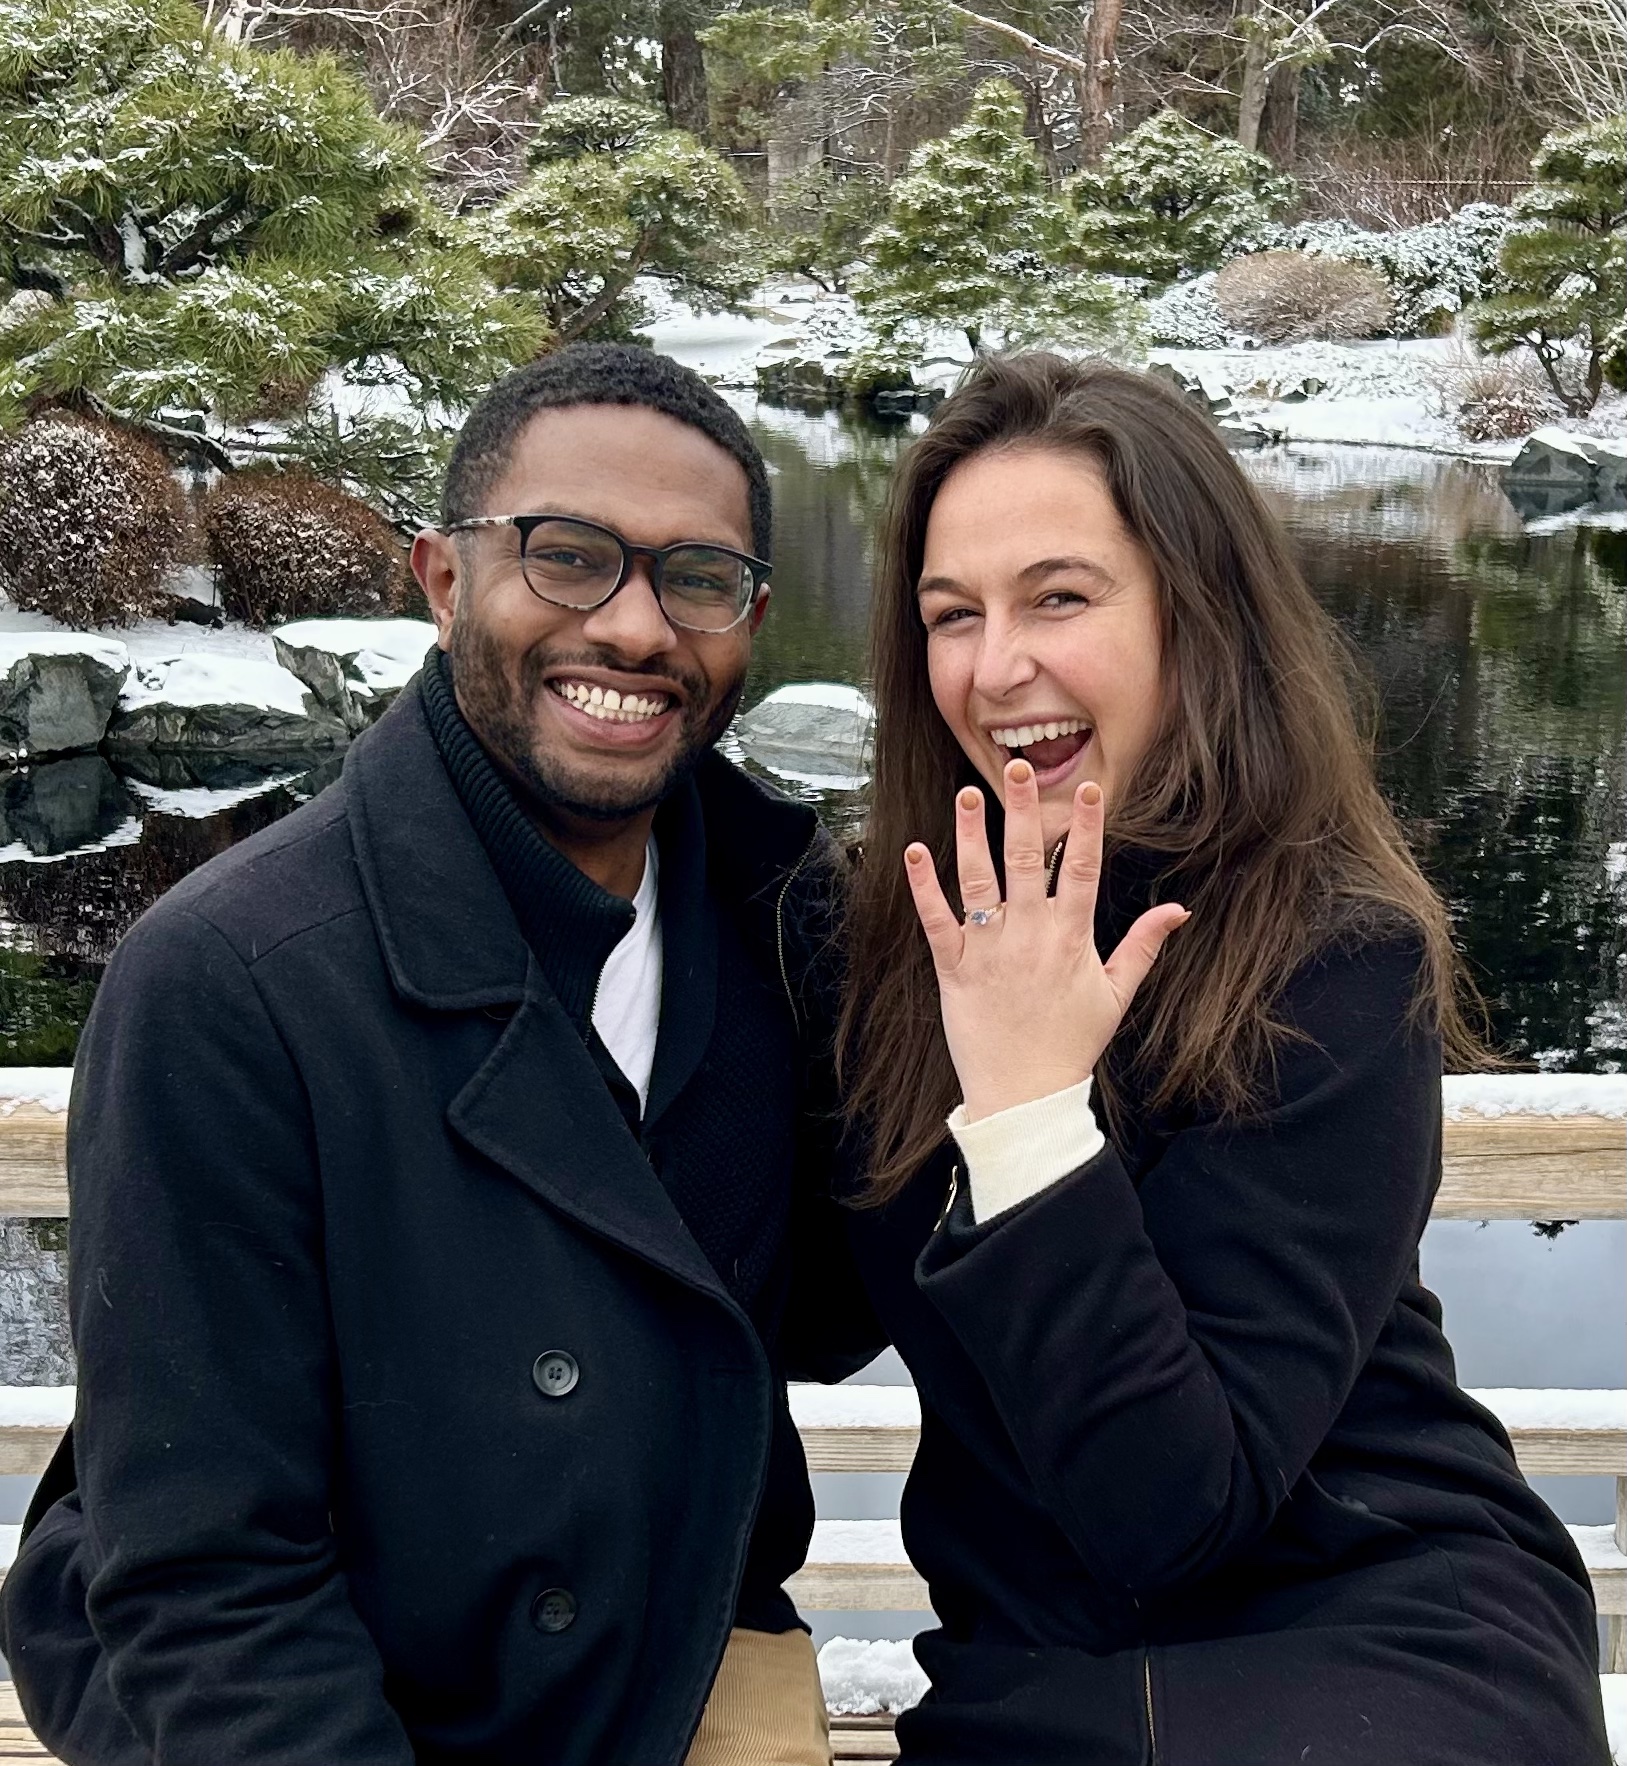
[965,905,1003,927]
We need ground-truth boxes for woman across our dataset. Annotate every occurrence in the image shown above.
[835,353,1609,1764]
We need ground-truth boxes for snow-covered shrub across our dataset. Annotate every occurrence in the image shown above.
[205,470,410,629]
[1270,204,1516,337]
[0,415,184,627]
[1145,273,1232,348]
[1473,118,1627,416]
[1069,112,1295,285]
[1428,352,1561,441]
[1215,252,1393,345]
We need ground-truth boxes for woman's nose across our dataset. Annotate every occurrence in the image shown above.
[970,617,1040,699]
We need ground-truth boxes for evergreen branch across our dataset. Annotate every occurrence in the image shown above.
[156,193,251,278]
[558,222,662,342]
[13,225,91,255]
[944,4,1094,76]
[81,392,237,473]
[10,263,70,299]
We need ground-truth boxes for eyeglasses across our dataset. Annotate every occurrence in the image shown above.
[444,514,771,634]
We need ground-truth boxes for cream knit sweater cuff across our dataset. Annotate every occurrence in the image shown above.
[946,1078,1106,1226]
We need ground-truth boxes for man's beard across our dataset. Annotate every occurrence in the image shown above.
[449,605,745,823]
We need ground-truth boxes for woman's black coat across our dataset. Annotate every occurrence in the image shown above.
[0,687,877,1766]
[844,931,1610,1766]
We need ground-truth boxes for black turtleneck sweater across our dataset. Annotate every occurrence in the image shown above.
[422,648,810,1629]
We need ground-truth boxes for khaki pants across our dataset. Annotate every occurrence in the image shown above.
[683,1627,833,1766]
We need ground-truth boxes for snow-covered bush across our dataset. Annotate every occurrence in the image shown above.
[1069,112,1295,286]
[0,415,184,627]
[857,82,1135,356]
[1473,118,1627,416]
[1215,252,1393,345]
[1145,273,1233,348]
[1428,351,1562,441]
[1270,204,1516,337]
[205,470,411,629]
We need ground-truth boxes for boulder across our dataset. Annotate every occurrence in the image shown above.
[1503,427,1601,491]
[0,635,130,765]
[271,618,437,733]
[1590,439,1627,506]
[1217,419,1276,451]
[757,356,843,409]
[735,681,874,782]
[105,653,349,754]
[0,755,139,859]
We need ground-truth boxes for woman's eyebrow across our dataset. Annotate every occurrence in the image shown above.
[1019,555,1117,586]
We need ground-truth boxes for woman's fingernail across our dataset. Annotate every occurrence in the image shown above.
[1081,781,1102,806]
[906,844,927,864]
[959,788,980,811]
[1009,759,1032,784]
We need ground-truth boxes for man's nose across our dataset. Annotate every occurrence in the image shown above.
[578,558,679,658]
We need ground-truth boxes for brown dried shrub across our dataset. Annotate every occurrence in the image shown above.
[1214,251,1395,345]
[0,415,185,627]
[204,468,411,629]
[1427,351,1561,442]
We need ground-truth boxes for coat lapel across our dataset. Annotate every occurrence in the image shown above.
[446,970,736,1308]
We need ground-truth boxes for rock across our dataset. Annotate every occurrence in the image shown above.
[0,755,140,859]
[1217,420,1276,451]
[757,357,843,409]
[735,681,874,782]
[0,1219,73,1385]
[272,618,436,733]
[0,635,130,765]
[105,654,349,754]
[1503,427,1601,491]
[1589,439,1627,506]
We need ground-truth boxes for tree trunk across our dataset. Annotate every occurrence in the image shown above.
[1261,61,1300,164]
[660,6,709,139]
[1236,0,1268,152]
[1078,0,1124,163]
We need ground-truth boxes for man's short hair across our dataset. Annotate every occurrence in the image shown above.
[441,343,772,560]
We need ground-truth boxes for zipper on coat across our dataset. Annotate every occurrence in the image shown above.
[1045,836,1067,895]
[1142,1649,1160,1765]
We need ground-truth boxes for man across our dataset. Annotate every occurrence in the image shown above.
[2,345,879,1765]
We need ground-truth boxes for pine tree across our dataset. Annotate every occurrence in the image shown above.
[855,80,1132,356]
[473,97,758,344]
[1068,111,1294,287]
[0,0,546,471]
[1472,117,1627,417]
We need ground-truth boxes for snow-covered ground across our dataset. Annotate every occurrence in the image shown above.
[644,279,1627,467]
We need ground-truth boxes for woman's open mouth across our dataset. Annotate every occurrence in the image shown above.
[990,718,1093,785]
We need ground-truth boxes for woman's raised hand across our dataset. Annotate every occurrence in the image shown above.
[904,762,1190,1123]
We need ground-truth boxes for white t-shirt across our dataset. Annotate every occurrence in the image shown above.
[591,838,663,1114]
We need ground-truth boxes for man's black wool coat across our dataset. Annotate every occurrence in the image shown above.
[0,679,875,1766]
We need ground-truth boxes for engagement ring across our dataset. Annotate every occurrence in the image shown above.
[965,906,1003,926]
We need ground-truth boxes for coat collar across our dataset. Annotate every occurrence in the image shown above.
[342,662,827,1016]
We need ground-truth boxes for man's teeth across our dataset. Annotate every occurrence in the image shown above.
[553,681,671,723]
[990,718,1089,750]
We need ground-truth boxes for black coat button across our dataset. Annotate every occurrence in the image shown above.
[533,1351,579,1398]
[532,1587,577,1632]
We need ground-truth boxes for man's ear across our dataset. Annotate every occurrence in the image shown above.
[747,586,771,636]
[411,530,461,650]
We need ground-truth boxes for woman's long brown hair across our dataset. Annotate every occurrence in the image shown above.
[837,352,1494,1204]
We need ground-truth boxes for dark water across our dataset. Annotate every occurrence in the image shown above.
[0,421,1622,1074]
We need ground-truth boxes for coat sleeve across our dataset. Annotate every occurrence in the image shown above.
[65,903,416,1765]
[914,935,1441,1601]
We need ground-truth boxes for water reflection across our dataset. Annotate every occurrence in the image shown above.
[0,428,1621,1073]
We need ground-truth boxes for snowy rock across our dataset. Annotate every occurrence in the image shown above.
[271,618,435,734]
[1503,427,1603,490]
[0,756,140,861]
[1591,439,1627,504]
[0,635,131,764]
[735,682,874,781]
[0,1220,72,1385]
[818,1637,928,1716]
[756,356,842,409]
[1217,418,1277,450]
[106,654,349,754]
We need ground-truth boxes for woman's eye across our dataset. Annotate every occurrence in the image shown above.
[1039,589,1089,609]
[928,606,978,629]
